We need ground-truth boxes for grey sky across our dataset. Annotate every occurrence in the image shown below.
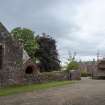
[0,0,105,64]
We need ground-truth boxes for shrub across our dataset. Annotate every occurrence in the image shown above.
[67,60,79,71]
[81,71,88,77]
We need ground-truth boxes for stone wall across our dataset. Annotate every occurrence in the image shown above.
[0,40,23,87]
[38,71,67,83]
[21,71,67,84]
[23,70,81,84]
[0,23,24,87]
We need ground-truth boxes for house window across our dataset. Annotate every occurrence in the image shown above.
[0,45,2,69]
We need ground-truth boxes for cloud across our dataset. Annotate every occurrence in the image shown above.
[57,0,105,63]
[0,0,105,64]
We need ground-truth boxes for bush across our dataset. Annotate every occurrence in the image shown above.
[67,60,79,71]
[81,71,89,77]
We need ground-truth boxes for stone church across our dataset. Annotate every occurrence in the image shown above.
[0,23,38,87]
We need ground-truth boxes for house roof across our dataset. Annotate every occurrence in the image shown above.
[0,22,12,40]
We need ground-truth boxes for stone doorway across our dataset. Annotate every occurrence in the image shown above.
[25,66,34,74]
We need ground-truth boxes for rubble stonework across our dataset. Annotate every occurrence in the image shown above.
[0,23,38,87]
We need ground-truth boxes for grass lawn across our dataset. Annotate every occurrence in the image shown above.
[0,80,76,96]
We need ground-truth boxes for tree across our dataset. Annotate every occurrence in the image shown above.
[11,27,38,61]
[67,60,79,70]
[35,33,60,72]
[66,52,79,71]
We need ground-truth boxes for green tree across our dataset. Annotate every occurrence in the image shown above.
[11,27,38,61]
[66,52,79,71]
[67,60,79,70]
[35,33,60,72]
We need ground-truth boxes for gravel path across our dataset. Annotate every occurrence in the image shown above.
[0,79,105,105]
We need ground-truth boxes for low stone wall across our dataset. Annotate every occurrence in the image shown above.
[23,71,67,84]
[38,71,67,83]
[0,70,81,87]
[23,70,81,85]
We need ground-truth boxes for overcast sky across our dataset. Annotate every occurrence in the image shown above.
[0,0,105,64]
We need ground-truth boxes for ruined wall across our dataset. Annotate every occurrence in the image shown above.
[0,23,40,87]
[22,70,81,85]
[19,70,68,84]
[0,40,23,87]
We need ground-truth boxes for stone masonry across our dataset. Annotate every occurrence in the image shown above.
[0,23,38,87]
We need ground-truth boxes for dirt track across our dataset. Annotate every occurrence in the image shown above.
[0,78,105,105]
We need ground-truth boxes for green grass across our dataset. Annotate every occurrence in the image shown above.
[0,81,76,96]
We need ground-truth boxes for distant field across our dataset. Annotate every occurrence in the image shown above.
[0,80,76,96]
